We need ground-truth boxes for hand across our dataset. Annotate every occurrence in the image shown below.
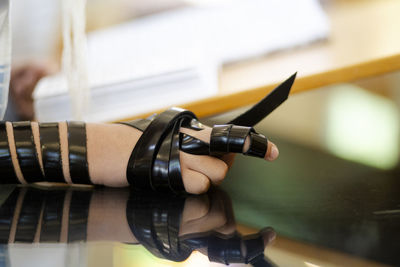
[180,125,279,194]
[10,63,55,120]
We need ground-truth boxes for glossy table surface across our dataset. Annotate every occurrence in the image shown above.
[0,133,399,267]
[3,70,400,266]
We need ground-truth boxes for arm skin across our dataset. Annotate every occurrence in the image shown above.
[4,121,279,194]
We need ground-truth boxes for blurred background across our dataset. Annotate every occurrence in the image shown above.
[5,0,400,265]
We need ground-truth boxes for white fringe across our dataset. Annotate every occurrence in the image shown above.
[61,0,90,120]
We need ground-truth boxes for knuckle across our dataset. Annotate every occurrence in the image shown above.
[193,177,210,194]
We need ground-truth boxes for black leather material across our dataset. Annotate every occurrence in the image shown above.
[120,118,153,132]
[127,192,192,262]
[210,124,253,156]
[12,121,44,183]
[179,133,209,155]
[39,190,66,242]
[0,122,19,183]
[209,124,268,158]
[210,124,232,154]
[39,123,65,183]
[123,74,296,192]
[67,121,92,184]
[68,190,92,242]
[207,234,244,264]
[244,132,268,158]
[0,187,20,242]
[229,73,296,127]
[126,190,269,265]
[14,188,43,242]
[243,233,266,264]
[126,108,196,193]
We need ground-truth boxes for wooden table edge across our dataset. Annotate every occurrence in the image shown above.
[115,53,400,122]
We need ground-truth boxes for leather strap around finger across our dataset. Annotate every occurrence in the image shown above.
[244,132,268,158]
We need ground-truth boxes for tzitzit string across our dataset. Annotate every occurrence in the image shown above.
[62,0,90,120]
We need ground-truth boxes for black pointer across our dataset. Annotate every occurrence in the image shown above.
[228,72,297,127]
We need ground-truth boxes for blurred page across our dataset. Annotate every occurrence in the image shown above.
[34,0,328,121]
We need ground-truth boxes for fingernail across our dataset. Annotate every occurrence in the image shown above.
[267,145,279,161]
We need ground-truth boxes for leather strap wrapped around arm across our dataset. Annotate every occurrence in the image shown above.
[67,121,92,185]
[0,122,19,183]
[12,121,44,183]
[39,122,65,183]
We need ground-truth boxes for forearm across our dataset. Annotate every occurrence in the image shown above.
[1,121,142,186]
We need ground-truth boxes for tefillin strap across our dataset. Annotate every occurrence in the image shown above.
[12,121,44,183]
[0,122,19,183]
[67,121,92,185]
[39,122,65,183]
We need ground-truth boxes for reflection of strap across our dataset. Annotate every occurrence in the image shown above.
[126,108,196,193]
[0,122,18,183]
[183,231,266,265]
[0,187,92,244]
[68,190,92,242]
[14,188,44,242]
[0,187,20,243]
[13,122,44,183]
[126,193,192,261]
[40,190,66,242]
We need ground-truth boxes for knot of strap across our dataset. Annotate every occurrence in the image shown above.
[126,108,197,193]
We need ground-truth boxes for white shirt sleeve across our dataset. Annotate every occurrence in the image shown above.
[0,0,11,119]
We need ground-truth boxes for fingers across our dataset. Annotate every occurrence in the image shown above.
[181,151,228,185]
[181,195,210,223]
[260,227,277,247]
[242,135,279,162]
[179,192,229,237]
[181,167,210,194]
[181,125,279,162]
[265,141,279,161]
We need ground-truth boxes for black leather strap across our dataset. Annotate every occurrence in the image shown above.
[229,73,296,127]
[12,122,44,183]
[120,118,153,132]
[67,121,91,184]
[0,187,20,243]
[126,108,196,193]
[179,134,210,155]
[126,192,192,261]
[210,124,252,156]
[207,234,244,264]
[40,190,66,242]
[68,190,92,242]
[244,132,268,158]
[0,122,19,183]
[14,188,43,242]
[243,233,266,264]
[39,123,65,183]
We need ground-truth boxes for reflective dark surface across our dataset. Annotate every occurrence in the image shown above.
[0,185,276,266]
[1,77,400,266]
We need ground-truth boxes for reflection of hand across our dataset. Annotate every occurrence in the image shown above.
[127,188,275,264]
[180,188,236,236]
[179,188,276,265]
